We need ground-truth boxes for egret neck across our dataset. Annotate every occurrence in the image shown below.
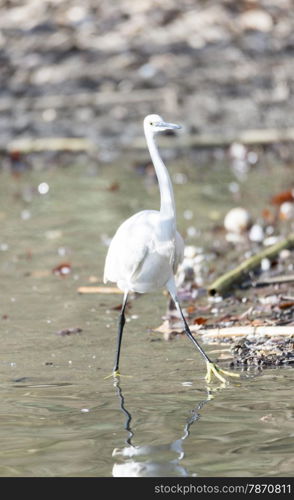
[144,123,176,232]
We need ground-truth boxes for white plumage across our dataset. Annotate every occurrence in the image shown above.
[104,209,184,293]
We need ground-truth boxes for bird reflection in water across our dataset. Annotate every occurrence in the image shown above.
[112,380,213,477]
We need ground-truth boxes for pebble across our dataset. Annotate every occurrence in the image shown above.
[229,142,247,160]
[279,249,291,260]
[238,9,273,33]
[183,209,193,220]
[279,202,294,220]
[38,182,50,195]
[224,207,251,234]
[249,224,264,243]
[184,245,197,259]
[21,209,31,220]
[263,236,279,246]
[261,257,271,271]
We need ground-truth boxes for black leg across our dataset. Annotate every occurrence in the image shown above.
[113,293,128,373]
[176,300,212,364]
[166,278,240,383]
[175,298,241,383]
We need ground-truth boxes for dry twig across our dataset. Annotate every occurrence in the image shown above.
[209,234,294,296]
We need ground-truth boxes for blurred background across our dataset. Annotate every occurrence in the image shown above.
[1,0,294,155]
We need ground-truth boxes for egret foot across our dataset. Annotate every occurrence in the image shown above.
[205,361,240,385]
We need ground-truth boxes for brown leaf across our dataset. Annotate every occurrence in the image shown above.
[261,208,275,223]
[10,150,21,161]
[193,317,208,325]
[279,301,294,310]
[111,304,123,311]
[271,190,294,206]
[250,319,265,326]
[186,305,197,315]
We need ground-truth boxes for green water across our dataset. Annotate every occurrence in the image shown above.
[0,154,293,476]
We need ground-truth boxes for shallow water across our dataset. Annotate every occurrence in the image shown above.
[0,153,293,477]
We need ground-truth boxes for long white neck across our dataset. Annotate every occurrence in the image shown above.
[145,127,176,222]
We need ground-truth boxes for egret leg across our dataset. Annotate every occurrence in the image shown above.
[113,291,128,377]
[174,298,212,364]
[166,278,239,384]
[176,299,240,384]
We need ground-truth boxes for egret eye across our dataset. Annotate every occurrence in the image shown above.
[150,122,153,126]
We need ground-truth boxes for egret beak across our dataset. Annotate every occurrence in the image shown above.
[155,121,181,130]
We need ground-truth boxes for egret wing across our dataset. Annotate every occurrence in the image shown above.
[103,210,157,286]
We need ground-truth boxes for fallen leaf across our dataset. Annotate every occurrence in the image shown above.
[153,320,204,338]
[52,262,72,276]
[279,301,294,310]
[271,189,294,206]
[262,208,275,223]
[250,319,267,326]
[111,304,123,311]
[10,150,21,161]
[193,317,208,325]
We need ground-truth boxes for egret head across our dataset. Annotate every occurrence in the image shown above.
[144,114,181,135]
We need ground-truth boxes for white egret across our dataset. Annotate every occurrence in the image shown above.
[104,114,239,384]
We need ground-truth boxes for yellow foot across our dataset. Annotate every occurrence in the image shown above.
[104,370,132,379]
[205,361,240,385]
